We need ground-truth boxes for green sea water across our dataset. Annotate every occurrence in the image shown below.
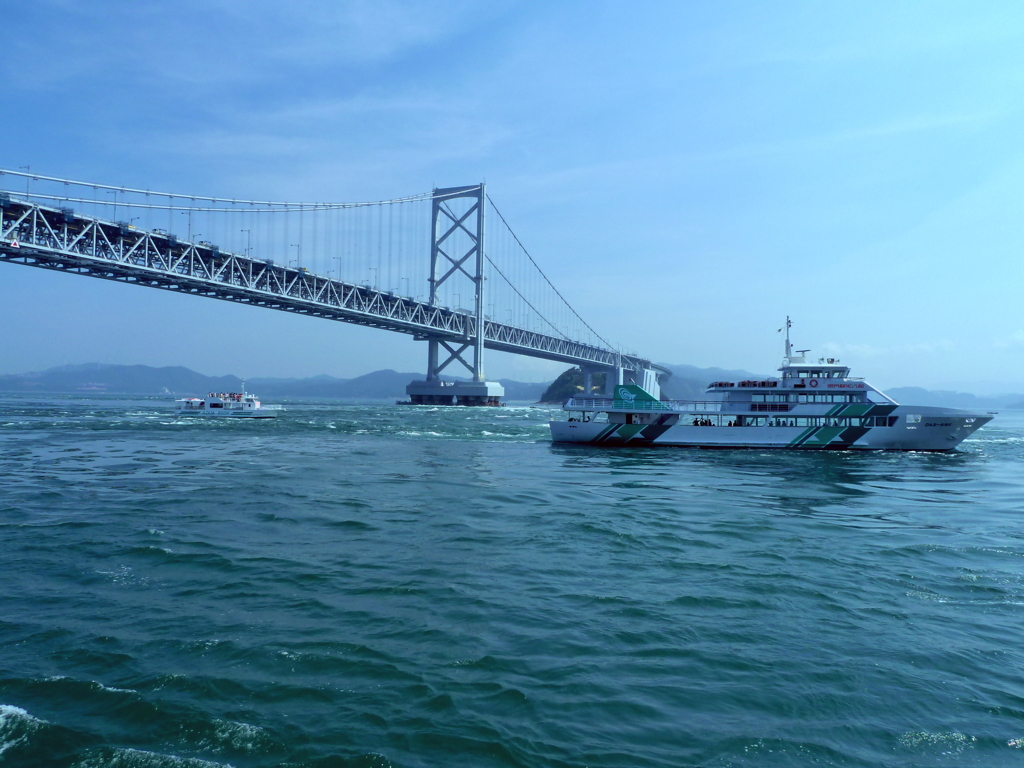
[2,395,1024,767]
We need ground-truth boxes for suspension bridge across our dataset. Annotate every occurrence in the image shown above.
[0,169,665,404]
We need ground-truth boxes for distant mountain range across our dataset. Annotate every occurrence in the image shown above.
[655,363,765,401]
[1,362,1021,409]
[883,387,1018,411]
[0,363,548,401]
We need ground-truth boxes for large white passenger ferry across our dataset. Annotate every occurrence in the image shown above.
[551,322,993,451]
[174,385,276,419]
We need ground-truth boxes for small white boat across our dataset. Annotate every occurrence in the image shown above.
[174,383,276,419]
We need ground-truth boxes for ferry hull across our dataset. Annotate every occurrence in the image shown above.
[176,411,276,419]
[550,409,990,451]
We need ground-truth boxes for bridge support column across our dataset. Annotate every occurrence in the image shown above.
[404,183,504,406]
[426,340,440,382]
[604,366,624,397]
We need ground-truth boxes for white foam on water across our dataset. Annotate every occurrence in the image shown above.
[72,747,235,767]
[898,730,976,754]
[0,704,45,756]
[96,564,156,587]
[209,719,269,753]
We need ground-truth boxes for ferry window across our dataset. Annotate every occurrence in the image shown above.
[210,403,223,409]
[797,395,807,403]
[752,394,765,402]
[906,414,921,424]
[798,371,808,378]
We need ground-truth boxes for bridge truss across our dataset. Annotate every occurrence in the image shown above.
[0,194,657,376]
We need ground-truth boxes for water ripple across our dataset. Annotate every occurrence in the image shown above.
[2,395,1024,766]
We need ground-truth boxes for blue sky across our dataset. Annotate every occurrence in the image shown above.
[2,1,1024,390]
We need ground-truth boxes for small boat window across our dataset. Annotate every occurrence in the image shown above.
[906,414,921,423]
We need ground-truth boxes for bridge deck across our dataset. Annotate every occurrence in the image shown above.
[0,199,652,372]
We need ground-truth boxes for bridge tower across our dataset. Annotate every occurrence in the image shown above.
[405,184,505,406]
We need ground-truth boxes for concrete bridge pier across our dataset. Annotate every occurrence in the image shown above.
[405,377,504,406]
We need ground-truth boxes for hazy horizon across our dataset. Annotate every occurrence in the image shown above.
[6,357,1024,398]
[3,2,1024,391]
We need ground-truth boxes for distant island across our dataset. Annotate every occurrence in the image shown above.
[1,362,1021,409]
[0,363,547,401]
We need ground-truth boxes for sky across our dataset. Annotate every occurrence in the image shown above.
[2,1,1024,391]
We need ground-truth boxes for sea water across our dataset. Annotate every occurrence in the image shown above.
[2,395,1023,768]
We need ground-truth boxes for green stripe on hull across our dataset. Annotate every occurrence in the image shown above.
[789,425,819,447]
[605,424,648,444]
[591,424,620,444]
[803,426,846,447]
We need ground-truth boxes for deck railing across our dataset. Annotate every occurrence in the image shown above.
[565,397,722,413]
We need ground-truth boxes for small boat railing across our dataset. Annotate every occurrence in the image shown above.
[565,397,722,413]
